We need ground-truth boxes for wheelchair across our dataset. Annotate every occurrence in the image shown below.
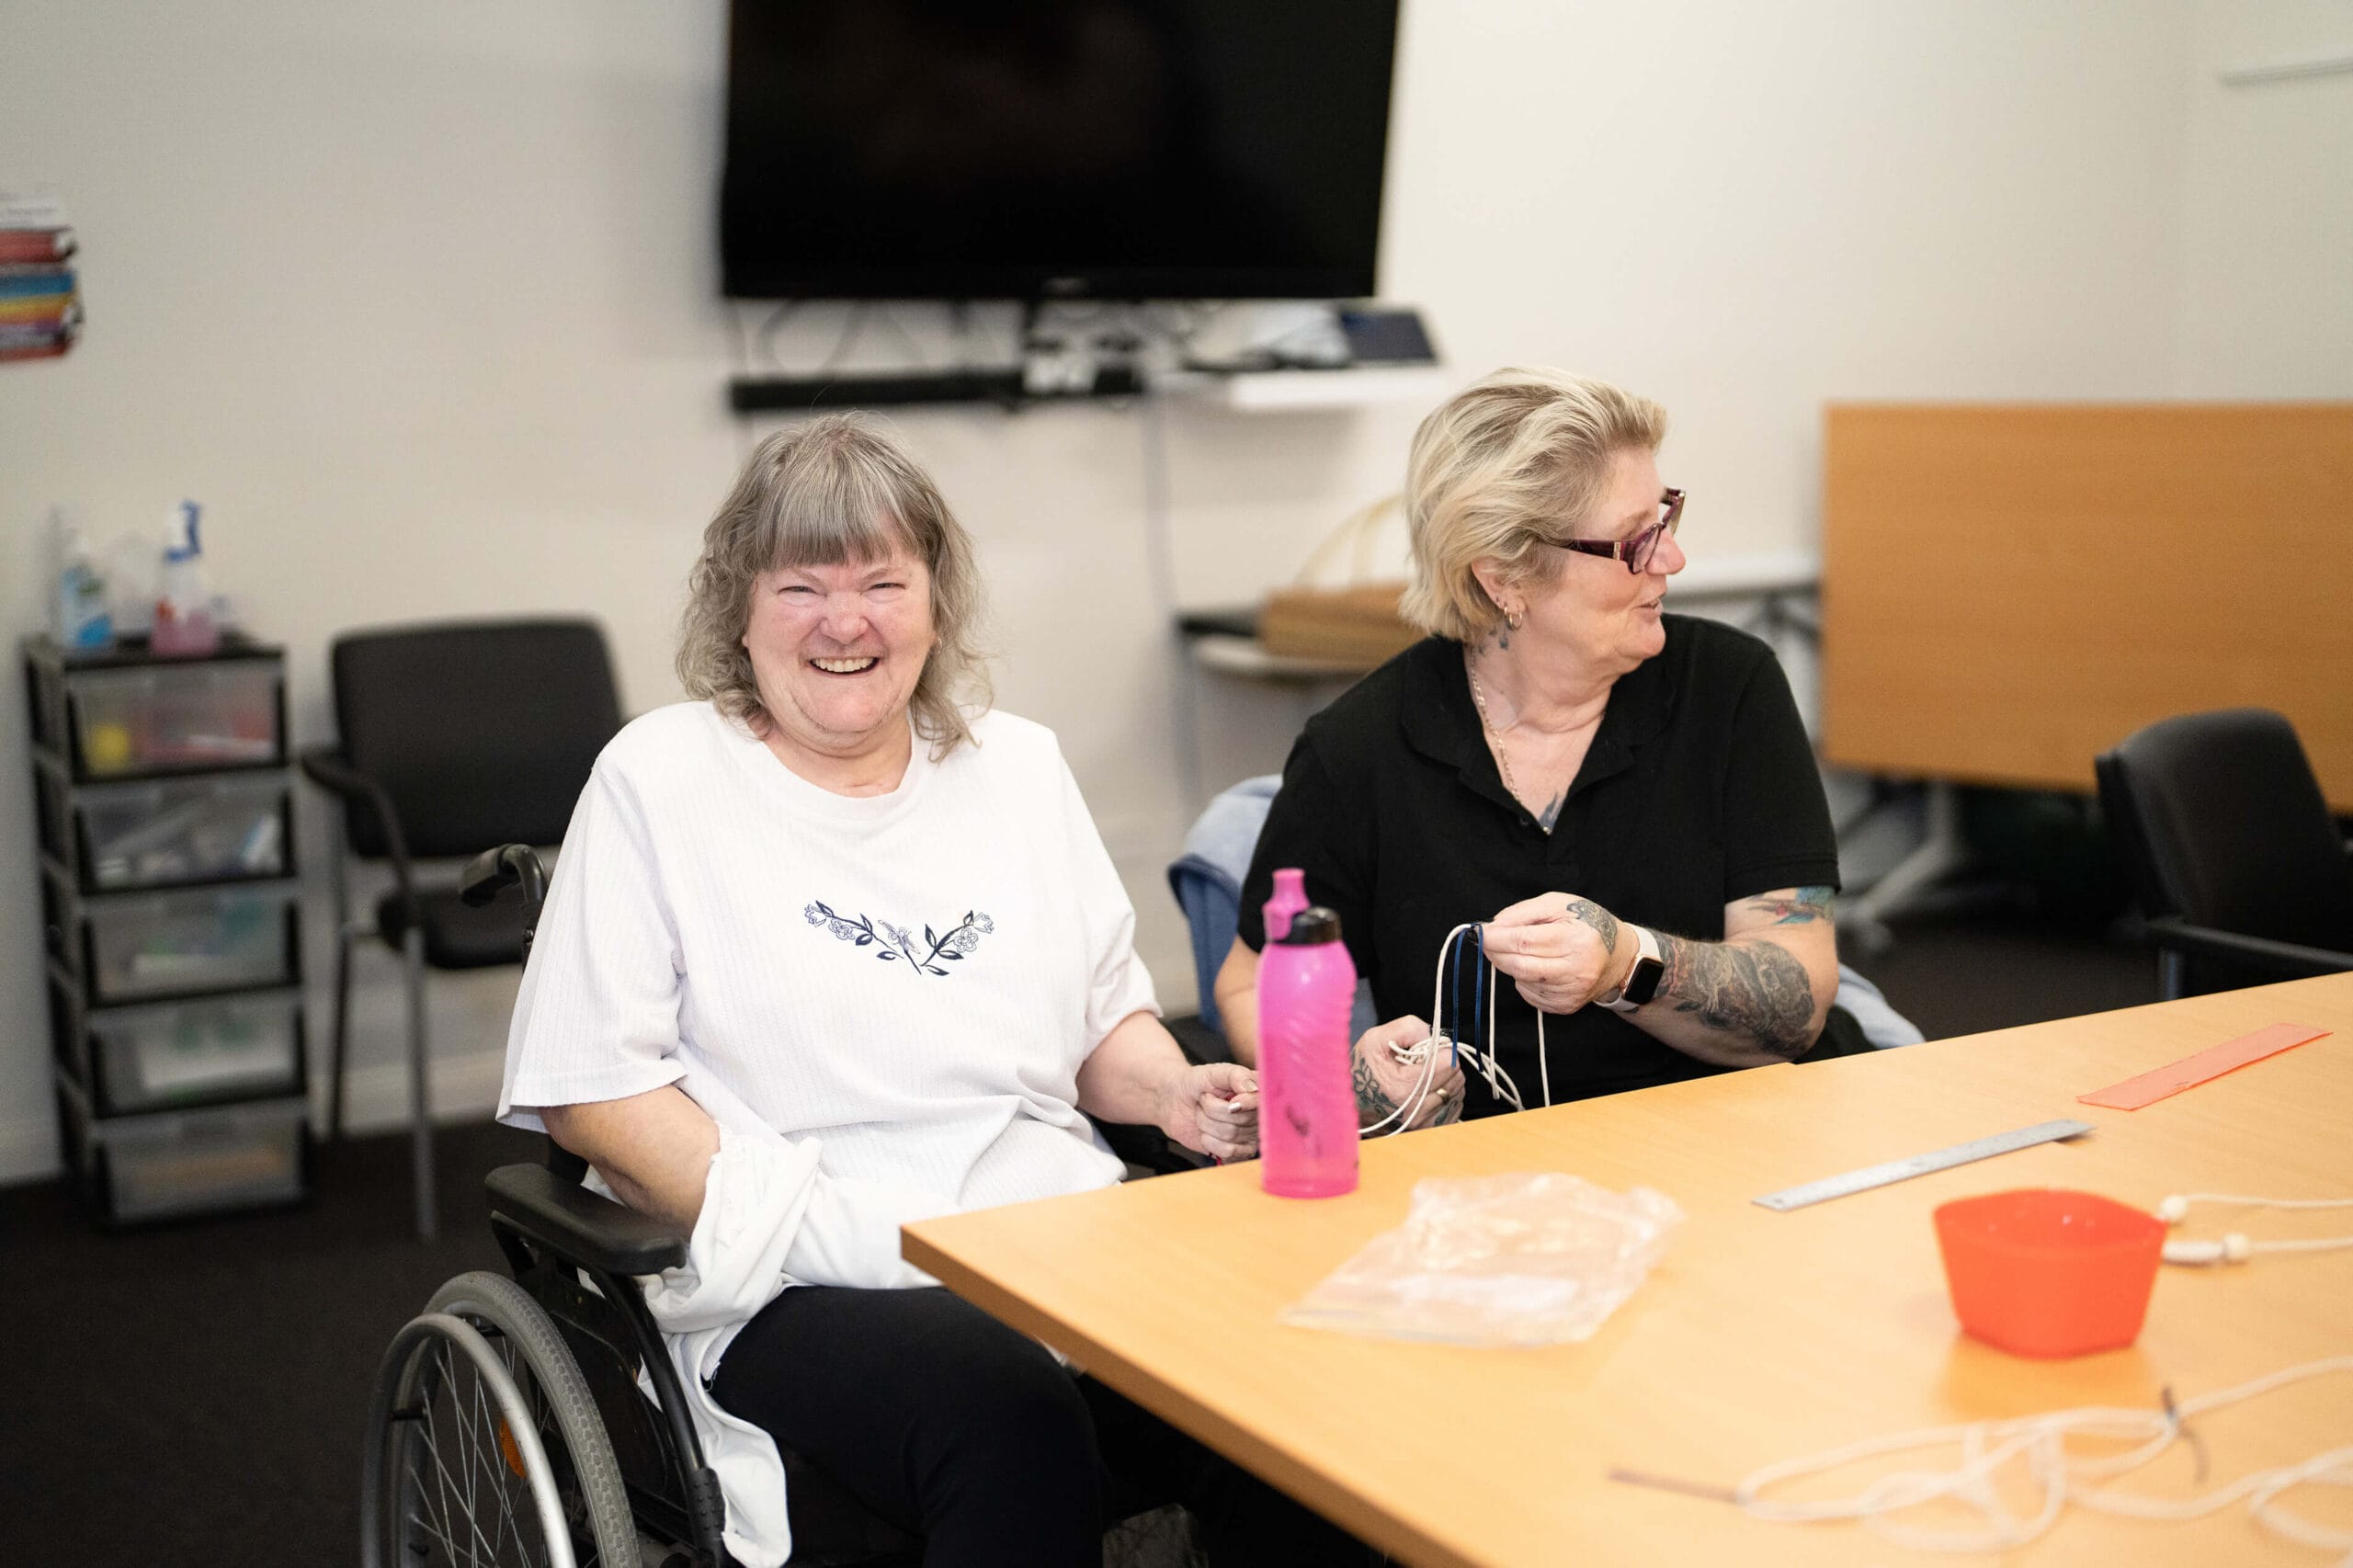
[359,846,1205,1568]
[359,846,922,1568]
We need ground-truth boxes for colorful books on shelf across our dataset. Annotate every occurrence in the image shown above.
[0,195,81,361]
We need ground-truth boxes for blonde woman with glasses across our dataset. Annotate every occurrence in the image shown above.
[1217,367,1869,1127]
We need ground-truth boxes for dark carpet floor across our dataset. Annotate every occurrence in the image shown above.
[0,910,2159,1566]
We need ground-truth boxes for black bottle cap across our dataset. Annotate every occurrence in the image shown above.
[1276,906,1343,946]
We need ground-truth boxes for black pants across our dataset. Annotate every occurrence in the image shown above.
[711,1285,1365,1568]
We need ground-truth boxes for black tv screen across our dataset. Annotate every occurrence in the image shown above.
[721,0,1401,301]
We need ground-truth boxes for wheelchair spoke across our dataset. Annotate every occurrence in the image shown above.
[467,1360,540,1568]
[403,1336,549,1568]
[494,1321,598,1568]
[416,1346,478,1565]
[373,1280,629,1568]
[482,1335,539,1565]
[413,1372,503,1565]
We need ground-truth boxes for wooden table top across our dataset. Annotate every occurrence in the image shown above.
[903,974,2353,1565]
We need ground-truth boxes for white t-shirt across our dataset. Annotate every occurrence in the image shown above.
[497,701,1152,1270]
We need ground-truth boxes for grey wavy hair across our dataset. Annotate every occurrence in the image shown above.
[1398,366,1668,642]
[676,414,991,755]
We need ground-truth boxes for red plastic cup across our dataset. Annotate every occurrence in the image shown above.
[1932,1188,2165,1358]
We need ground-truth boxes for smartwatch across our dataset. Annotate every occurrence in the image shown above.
[1597,925,1664,1014]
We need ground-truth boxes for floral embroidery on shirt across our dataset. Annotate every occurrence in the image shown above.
[804,901,995,977]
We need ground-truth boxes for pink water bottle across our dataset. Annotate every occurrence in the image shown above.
[1257,902,1359,1199]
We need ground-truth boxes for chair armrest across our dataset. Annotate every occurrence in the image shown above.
[460,845,548,910]
[2144,917,2353,977]
[298,746,420,922]
[486,1162,689,1277]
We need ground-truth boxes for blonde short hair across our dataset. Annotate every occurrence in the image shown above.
[676,415,991,755]
[1398,367,1668,642]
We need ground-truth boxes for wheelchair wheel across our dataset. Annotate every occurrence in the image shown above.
[363,1270,638,1568]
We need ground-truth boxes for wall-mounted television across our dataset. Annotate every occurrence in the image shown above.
[721,1,1401,301]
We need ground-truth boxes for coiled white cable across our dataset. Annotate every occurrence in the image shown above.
[1362,923,1539,1135]
[1356,925,1468,1137]
[1736,1356,2353,1558]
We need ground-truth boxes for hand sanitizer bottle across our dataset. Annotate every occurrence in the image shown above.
[48,506,113,651]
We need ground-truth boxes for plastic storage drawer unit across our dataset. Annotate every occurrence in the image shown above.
[29,653,284,780]
[38,761,291,892]
[51,975,304,1115]
[47,871,301,1005]
[58,1081,308,1224]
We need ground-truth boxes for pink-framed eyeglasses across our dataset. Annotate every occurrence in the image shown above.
[1555,489,1684,574]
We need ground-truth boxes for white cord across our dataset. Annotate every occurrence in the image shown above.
[1364,923,1544,1135]
[1736,1356,2353,1558]
[2157,1193,2353,1267]
[1358,925,1471,1137]
[2161,1194,2353,1220]
[1537,1003,1551,1110]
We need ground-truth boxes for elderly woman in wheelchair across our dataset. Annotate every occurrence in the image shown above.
[366,415,1364,1568]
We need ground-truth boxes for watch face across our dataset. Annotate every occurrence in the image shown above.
[1623,956,1665,1006]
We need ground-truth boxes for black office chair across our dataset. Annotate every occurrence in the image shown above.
[2096,708,2353,1000]
[301,619,622,1238]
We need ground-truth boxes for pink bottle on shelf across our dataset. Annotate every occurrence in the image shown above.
[1262,867,1308,944]
[1257,898,1360,1199]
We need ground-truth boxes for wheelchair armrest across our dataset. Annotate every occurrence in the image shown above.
[2144,917,2353,977]
[460,845,547,911]
[486,1162,689,1277]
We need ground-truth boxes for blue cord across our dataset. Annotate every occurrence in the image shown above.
[1472,924,1488,1067]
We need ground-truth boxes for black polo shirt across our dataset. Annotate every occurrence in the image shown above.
[1238,616,1839,1109]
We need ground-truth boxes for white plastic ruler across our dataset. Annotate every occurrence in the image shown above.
[1751,1119,2096,1211]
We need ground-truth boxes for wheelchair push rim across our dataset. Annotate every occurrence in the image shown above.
[362,1271,637,1568]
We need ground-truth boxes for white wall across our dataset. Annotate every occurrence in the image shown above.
[6,0,2336,1180]
[2176,0,2353,396]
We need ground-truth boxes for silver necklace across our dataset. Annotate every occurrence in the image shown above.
[1466,657,1524,804]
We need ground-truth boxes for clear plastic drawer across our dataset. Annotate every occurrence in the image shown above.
[40,765,291,892]
[53,876,301,1004]
[56,660,284,778]
[59,985,304,1114]
[62,1086,307,1223]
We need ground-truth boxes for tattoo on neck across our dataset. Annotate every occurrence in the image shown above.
[1538,792,1566,832]
[1654,933,1816,1058]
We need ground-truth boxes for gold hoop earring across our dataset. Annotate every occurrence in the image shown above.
[1506,609,1525,632]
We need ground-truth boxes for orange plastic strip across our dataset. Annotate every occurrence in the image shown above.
[2078,1022,2330,1110]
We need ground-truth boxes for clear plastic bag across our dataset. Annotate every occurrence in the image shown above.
[1279,1174,1684,1347]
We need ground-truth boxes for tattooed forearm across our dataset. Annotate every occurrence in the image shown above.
[1563,897,1620,954]
[1354,1051,1397,1128]
[1741,886,1836,926]
[1654,934,1819,1059]
[1353,1050,1461,1130]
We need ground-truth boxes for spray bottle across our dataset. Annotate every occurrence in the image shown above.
[1256,893,1359,1199]
[151,500,220,657]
